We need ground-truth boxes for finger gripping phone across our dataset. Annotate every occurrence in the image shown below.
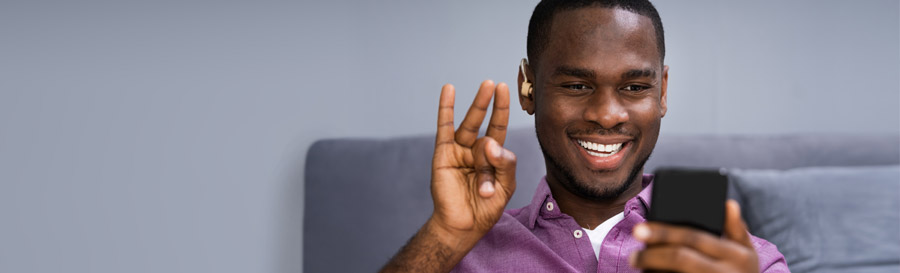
[647,168,728,236]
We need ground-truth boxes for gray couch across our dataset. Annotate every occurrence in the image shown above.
[304,128,899,272]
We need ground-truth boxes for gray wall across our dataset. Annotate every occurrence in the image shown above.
[1,1,896,272]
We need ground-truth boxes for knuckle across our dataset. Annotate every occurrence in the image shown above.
[735,248,754,263]
[489,124,508,131]
[670,248,686,262]
[454,139,471,147]
[669,248,696,271]
[434,143,453,157]
[652,226,668,242]
[682,231,700,247]
[460,125,479,133]
[435,140,455,147]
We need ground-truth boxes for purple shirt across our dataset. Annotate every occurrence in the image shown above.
[453,175,789,272]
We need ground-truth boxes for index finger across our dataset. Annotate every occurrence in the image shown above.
[435,84,456,147]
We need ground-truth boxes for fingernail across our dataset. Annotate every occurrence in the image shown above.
[480,181,495,195]
[633,224,650,240]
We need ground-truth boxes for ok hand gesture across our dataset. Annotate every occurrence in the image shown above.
[429,80,518,239]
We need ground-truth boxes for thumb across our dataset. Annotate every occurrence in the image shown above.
[724,199,753,248]
[484,138,517,198]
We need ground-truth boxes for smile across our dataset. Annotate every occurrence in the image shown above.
[571,136,632,170]
[576,140,623,157]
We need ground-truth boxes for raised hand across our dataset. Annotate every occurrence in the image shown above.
[380,80,517,273]
[430,80,517,237]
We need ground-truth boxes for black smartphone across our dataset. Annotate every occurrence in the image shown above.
[647,168,728,236]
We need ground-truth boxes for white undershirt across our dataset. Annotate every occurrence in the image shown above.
[582,211,625,260]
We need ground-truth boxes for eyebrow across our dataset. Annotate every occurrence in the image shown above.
[553,66,595,79]
[552,66,657,80]
[621,69,656,80]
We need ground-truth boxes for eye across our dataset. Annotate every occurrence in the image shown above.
[622,85,650,92]
[563,84,591,91]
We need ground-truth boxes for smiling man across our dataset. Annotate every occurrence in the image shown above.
[380,0,788,272]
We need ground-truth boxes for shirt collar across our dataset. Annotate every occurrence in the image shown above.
[525,174,655,229]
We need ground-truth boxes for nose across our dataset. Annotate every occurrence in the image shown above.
[583,89,629,129]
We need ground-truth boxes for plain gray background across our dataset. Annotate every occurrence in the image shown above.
[1,1,897,272]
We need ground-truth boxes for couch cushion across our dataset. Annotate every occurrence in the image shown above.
[645,134,900,172]
[729,165,900,273]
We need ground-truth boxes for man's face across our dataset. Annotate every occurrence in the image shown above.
[525,7,668,201]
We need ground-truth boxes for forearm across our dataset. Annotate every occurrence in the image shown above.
[380,218,480,273]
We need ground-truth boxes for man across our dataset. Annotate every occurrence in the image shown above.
[381,0,788,272]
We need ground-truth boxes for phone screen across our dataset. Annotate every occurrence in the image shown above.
[647,169,728,236]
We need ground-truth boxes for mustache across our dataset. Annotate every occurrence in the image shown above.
[566,125,637,137]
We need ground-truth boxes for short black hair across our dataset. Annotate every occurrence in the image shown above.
[526,0,665,68]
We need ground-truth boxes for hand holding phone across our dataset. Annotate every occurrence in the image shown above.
[632,169,760,273]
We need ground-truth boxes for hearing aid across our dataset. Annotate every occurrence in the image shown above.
[519,58,533,98]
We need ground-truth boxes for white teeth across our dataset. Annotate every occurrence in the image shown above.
[577,140,624,157]
[587,150,613,157]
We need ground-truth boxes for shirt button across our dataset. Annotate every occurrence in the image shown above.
[546,202,554,211]
[573,230,583,238]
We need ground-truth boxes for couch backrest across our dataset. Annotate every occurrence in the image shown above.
[303,128,899,272]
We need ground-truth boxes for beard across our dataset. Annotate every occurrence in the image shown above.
[536,127,652,202]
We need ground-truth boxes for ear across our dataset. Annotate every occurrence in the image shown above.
[659,65,669,118]
[518,60,535,115]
